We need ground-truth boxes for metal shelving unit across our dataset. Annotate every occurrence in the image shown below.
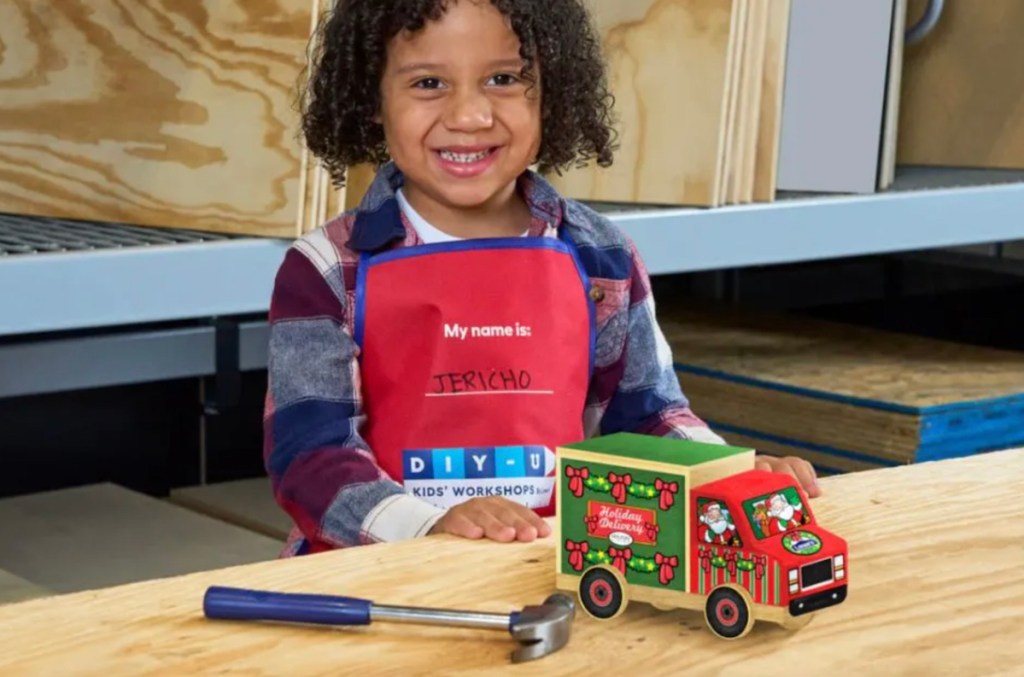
[3,167,1024,395]
[4,167,1024,338]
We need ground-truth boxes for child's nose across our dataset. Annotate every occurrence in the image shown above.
[443,89,494,132]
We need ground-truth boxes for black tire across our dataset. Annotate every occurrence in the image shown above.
[579,568,624,620]
[705,588,752,639]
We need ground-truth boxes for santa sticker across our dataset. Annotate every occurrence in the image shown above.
[697,499,742,548]
[743,488,813,540]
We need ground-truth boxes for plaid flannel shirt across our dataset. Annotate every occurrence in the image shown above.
[264,162,726,556]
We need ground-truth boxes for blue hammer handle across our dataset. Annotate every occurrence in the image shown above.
[203,586,372,626]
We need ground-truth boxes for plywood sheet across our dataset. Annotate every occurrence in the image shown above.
[736,0,768,203]
[343,163,378,211]
[0,1,313,237]
[0,570,50,605]
[0,484,282,594]
[1,450,1023,674]
[897,0,1024,169]
[714,428,880,476]
[776,0,895,194]
[662,303,1024,409]
[752,0,791,202]
[547,0,737,207]
[718,0,748,205]
[171,478,293,541]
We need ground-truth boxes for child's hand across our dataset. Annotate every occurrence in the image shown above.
[428,497,551,542]
[755,454,822,498]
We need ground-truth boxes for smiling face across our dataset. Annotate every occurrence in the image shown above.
[378,0,542,234]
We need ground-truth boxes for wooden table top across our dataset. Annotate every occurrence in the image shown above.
[2,449,1022,675]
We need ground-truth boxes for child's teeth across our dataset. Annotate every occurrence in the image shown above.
[440,149,490,163]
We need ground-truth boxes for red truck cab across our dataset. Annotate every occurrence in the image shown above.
[691,469,848,628]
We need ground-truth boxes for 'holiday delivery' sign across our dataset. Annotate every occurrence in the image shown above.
[586,501,658,546]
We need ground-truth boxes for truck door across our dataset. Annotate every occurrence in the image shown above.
[695,497,748,594]
[696,496,781,608]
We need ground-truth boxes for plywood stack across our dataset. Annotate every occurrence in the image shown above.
[0,0,346,239]
[659,303,1024,475]
[545,0,792,208]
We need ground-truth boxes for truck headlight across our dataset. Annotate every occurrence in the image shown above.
[834,555,844,568]
[788,568,798,583]
[789,583,799,594]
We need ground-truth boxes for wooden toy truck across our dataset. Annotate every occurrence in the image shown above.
[554,433,848,639]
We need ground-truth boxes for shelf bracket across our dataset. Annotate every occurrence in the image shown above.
[202,317,241,416]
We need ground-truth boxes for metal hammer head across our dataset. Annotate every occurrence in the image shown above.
[508,593,576,663]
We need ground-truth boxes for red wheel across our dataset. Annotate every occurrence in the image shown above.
[579,568,624,620]
[715,598,740,626]
[588,579,614,607]
[705,587,753,639]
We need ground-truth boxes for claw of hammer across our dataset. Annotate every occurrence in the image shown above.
[508,594,576,663]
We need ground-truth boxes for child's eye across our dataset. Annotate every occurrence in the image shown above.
[488,73,520,87]
[413,77,444,90]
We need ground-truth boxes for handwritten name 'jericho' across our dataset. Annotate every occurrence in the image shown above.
[433,369,532,394]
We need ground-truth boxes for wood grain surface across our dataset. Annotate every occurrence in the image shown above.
[660,304,1024,409]
[0,0,313,237]
[342,163,378,211]
[898,0,1024,169]
[752,0,790,202]
[0,450,1021,675]
[548,0,736,206]
[729,0,766,204]
[715,0,746,206]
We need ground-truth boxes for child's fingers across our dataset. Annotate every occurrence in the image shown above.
[495,504,550,542]
[438,511,485,539]
[532,514,552,538]
[470,508,518,543]
[431,498,550,542]
[791,458,822,498]
[486,502,538,541]
[501,511,539,542]
[755,455,822,498]
[507,502,552,538]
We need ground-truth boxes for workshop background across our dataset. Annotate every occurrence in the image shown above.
[3,0,1024,603]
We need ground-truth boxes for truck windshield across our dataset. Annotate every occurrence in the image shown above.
[742,486,814,539]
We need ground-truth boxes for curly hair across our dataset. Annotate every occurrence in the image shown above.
[300,0,617,186]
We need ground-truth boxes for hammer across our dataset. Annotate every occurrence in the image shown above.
[203,586,575,662]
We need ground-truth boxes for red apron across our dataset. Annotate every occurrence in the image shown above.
[354,235,595,517]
